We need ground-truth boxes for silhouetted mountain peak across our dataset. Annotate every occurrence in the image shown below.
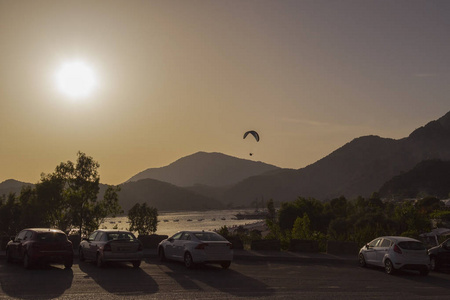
[409,112,450,140]
[438,110,450,131]
[0,179,32,189]
[127,151,280,187]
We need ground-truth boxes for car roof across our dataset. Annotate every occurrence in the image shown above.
[25,228,65,234]
[94,229,133,233]
[379,236,421,243]
[179,230,217,234]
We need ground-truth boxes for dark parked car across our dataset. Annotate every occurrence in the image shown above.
[79,230,143,268]
[6,228,73,269]
[428,238,450,271]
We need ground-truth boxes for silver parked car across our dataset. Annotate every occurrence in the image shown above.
[358,236,430,275]
[79,230,143,268]
[158,231,233,269]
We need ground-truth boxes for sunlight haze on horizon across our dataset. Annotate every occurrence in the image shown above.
[0,0,449,185]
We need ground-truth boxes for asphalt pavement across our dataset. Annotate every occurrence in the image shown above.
[0,248,356,265]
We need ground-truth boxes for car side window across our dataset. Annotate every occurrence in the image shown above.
[16,230,27,242]
[24,231,34,241]
[88,232,98,241]
[181,233,191,240]
[368,238,381,247]
[22,231,29,241]
[171,232,183,240]
[95,233,104,241]
[380,239,391,248]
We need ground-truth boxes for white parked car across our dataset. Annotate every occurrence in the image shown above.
[79,230,143,268]
[358,236,430,276]
[158,231,233,269]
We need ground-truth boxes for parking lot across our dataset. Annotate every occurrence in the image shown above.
[0,254,449,299]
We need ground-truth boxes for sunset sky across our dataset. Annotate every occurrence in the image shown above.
[1,0,449,185]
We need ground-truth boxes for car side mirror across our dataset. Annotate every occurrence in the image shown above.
[82,237,89,241]
[10,236,15,242]
[168,238,174,242]
[365,244,370,249]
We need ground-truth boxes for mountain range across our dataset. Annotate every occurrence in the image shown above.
[379,159,450,199]
[2,111,450,210]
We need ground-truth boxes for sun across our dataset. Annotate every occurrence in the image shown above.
[55,61,97,99]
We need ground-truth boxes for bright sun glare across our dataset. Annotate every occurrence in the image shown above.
[55,61,97,99]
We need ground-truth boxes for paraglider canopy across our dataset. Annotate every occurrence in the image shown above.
[243,130,259,142]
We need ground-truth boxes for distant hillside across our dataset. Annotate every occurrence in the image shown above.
[379,160,450,199]
[219,111,450,205]
[0,179,33,197]
[4,111,450,210]
[117,178,224,212]
[126,151,281,187]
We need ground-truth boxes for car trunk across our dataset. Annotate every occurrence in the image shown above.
[109,240,140,253]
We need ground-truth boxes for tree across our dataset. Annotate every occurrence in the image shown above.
[0,193,22,236]
[128,203,158,236]
[292,213,312,240]
[266,199,276,222]
[415,196,443,215]
[217,225,230,239]
[35,172,71,232]
[38,151,122,236]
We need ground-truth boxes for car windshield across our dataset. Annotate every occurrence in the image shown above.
[37,232,67,242]
[107,232,136,241]
[194,232,227,241]
[398,241,425,250]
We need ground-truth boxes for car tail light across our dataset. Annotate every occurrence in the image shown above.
[103,244,112,252]
[393,244,402,254]
[228,243,233,249]
[195,243,208,250]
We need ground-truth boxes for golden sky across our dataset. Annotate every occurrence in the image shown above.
[1,0,449,185]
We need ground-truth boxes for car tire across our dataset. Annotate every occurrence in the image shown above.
[358,253,367,267]
[430,256,439,271]
[23,252,32,269]
[132,260,141,268]
[184,252,194,269]
[221,261,231,269]
[158,247,166,262]
[64,258,73,269]
[384,259,395,275]
[79,248,85,262]
[96,253,104,268]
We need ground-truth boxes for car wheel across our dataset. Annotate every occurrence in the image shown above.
[384,259,395,275]
[184,252,194,269]
[221,261,231,269]
[64,258,73,269]
[158,247,166,262]
[79,248,85,262]
[23,252,32,269]
[132,260,141,268]
[358,253,367,267]
[96,253,104,268]
[430,256,439,271]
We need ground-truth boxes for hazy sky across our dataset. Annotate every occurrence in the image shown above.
[1,0,449,185]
